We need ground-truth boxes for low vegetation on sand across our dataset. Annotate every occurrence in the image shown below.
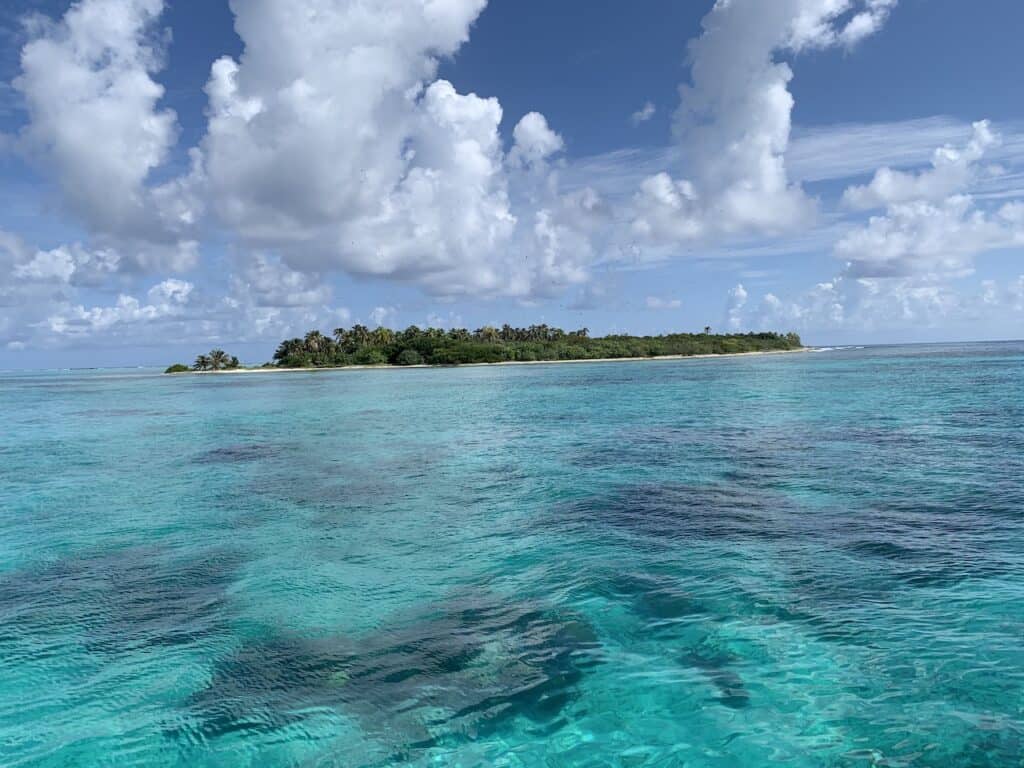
[197,350,240,371]
[166,349,242,373]
[268,325,802,368]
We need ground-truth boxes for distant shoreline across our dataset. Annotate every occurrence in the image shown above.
[174,347,812,374]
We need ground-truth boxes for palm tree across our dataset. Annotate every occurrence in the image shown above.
[208,349,230,370]
[193,354,211,371]
[703,326,711,335]
[400,325,423,344]
[350,324,371,347]
[273,338,307,365]
[476,326,499,343]
[371,326,395,347]
[304,330,328,354]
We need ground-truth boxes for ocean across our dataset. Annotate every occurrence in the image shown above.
[1,342,1022,766]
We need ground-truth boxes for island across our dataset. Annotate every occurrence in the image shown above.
[166,325,803,373]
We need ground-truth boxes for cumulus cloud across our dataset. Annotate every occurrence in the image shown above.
[837,196,1023,278]
[842,121,998,210]
[14,243,124,288]
[632,1,896,247]
[25,269,351,349]
[631,101,656,125]
[837,122,1024,278]
[759,280,846,329]
[14,0,200,270]
[751,273,1024,335]
[632,173,703,241]
[0,227,349,351]
[744,112,1024,336]
[509,111,565,169]
[789,0,897,49]
[229,254,332,309]
[46,277,193,337]
[4,0,604,353]
[15,0,173,231]
[200,0,589,299]
[23,0,1024,354]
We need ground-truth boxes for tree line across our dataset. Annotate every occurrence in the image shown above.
[269,325,803,368]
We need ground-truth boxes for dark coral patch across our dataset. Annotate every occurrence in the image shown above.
[180,592,602,750]
[194,443,279,464]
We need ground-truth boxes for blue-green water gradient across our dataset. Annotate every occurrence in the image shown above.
[1,343,1022,766]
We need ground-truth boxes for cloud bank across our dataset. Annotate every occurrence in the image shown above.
[2,0,1023,356]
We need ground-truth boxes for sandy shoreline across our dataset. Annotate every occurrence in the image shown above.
[179,347,812,375]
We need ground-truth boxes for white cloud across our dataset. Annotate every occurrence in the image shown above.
[633,1,896,246]
[788,117,974,184]
[748,115,1024,336]
[15,0,173,231]
[726,283,748,330]
[631,101,656,125]
[632,173,703,241]
[13,0,199,270]
[837,123,1024,278]
[425,310,464,328]
[22,0,1024,353]
[561,117,1024,200]
[229,254,332,309]
[369,306,398,328]
[758,280,846,329]
[0,227,352,350]
[837,196,1022,278]
[842,121,998,210]
[199,0,589,299]
[645,295,682,310]
[13,246,77,283]
[789,0,897,50]
[47,277,194,337]
[13,243,120,284]
[743,268,1024,340]
[838,0,898,47]
[509,111,565,169]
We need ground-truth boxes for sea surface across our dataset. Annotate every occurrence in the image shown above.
[1,342,1023,767]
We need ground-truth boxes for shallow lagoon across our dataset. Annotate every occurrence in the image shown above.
[1,343,1022,766]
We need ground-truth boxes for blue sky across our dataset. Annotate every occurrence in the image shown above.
[1,0,1022,367]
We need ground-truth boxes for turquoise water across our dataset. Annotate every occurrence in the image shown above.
[1,343,1022,767]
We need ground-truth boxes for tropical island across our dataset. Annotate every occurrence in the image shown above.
[166,325,802,373]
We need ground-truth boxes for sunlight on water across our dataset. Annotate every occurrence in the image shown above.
[1,344,1023,766]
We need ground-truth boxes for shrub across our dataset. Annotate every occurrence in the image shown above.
[164,363,190,374]
[355,347,388,365]
[396,349,424,366]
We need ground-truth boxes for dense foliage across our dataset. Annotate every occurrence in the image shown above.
[164,363,191,374]
[193,349,241,371]
[270,325,802,368]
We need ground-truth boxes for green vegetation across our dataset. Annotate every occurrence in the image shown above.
[164,363,191,374]
[396,348,424,366]
[269,325,803,368]
[192,349,241,371]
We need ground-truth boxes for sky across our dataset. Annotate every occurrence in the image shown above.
[0,0,1022,368]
